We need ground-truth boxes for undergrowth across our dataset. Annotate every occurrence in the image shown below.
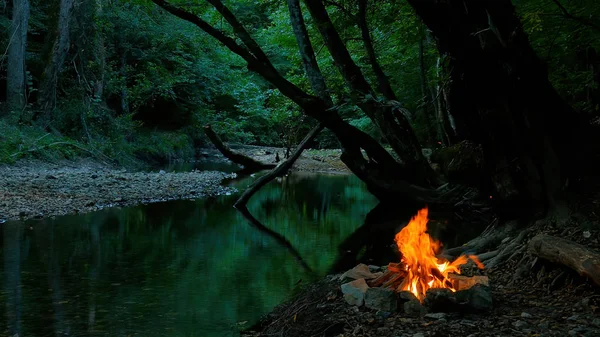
[0,120,198,167]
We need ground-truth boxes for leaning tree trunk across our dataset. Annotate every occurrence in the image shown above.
[408,0,581,217]
[152,0,462,206]
[305,0,438,188]
[5,0,30,120]
[37,0,75,126]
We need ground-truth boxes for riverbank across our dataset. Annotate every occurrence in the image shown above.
[0,158,235,222]
[199,144,349,174]
[242,218,600,337]
[0,146,349,222]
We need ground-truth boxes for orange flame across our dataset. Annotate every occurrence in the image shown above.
[394,207,483,301]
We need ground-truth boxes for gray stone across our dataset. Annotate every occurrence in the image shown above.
[568,315,580,321]
[404,300,426,317]
[424,288,457,312]
[538,321,550,330]
[365,287,397,312]
[341,278,369,306]
[425,312,447,320]
[341,263,381,281]
[456,284,493,312]
[592,318,600,327]
[377,327,390,335]
[513,320,528,329]
[521,312,532,318]
[398,291,419,302]
[413,333,425,337]
[375,310,392,319]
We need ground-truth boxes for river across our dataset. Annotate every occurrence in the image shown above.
[1,170,377,336]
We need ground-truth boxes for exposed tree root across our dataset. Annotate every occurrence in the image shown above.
[204,125,276,172]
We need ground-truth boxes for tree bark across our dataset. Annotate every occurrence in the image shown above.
[5,0,30,119]
[529,234,600,286]
[407,0,580,216]
[204,125,276,172]
[37,0,75,126]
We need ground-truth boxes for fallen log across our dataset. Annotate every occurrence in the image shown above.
[204,125,276,172]
[528,234,600,286]
[234,123,323,208]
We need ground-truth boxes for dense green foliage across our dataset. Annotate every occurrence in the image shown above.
[0,0,598,164]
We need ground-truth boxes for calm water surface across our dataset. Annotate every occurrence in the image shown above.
[1,172,377,336]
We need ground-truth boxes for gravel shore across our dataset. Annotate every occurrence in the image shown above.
[0,159,235,222]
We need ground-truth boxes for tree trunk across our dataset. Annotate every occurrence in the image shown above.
[37,0,75,126]
[204,125,276,172]
[119,47,129,114]
[304,0,437,187]
[152,0,447,204]
[5,0,30,119]
[408,0,580,216]
[417,23,436,145]
[92,0,105,99]
[357,0,398,102]
[434,56,457,145]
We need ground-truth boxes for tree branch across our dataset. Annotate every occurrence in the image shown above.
[357,0,398,101]
[550,0,600,32]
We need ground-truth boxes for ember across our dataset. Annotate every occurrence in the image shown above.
[370,207,485,302]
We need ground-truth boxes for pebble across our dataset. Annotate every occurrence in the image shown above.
[425,313,447,320]
[0,163,236,221]
[513,320,528,329]
[521,312,532,318]
[538,321,550,329]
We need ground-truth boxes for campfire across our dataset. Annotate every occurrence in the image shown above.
[387,207,484,301]
[341,207,491,313]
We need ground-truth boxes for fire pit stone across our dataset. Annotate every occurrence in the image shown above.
[398,291,425,317]
[340,263,382,281]
[364,287,397,312]
[341,278,369,306]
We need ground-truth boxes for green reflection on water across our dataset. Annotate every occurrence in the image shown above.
[1,172,377,337]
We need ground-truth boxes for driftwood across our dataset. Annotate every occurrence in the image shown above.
[204,125,276,172]
[528,234,600,286]
[234,124,323,208]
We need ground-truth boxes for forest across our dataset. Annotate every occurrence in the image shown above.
[1,0,600,336]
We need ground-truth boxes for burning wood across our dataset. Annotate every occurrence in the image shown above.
[392,207,485,301]
[343,207,492,313]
